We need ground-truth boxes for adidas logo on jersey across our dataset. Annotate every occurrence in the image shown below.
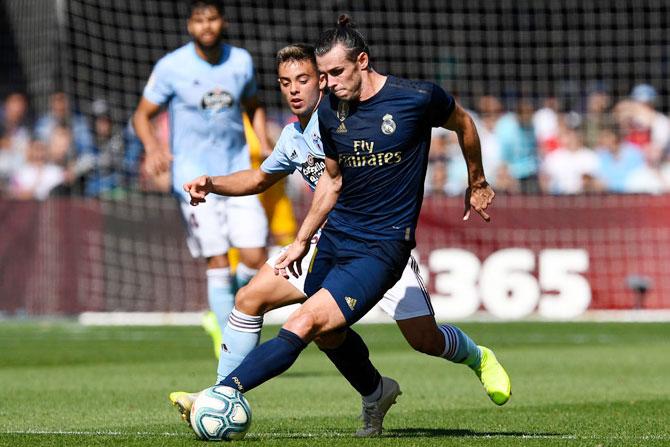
[345,296,357,310]
[289,149,298,160]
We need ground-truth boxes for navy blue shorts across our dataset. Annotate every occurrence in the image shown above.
[303,227,412,325]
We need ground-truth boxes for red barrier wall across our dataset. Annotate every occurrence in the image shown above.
[1,195,668,316]
[416,195,670,315]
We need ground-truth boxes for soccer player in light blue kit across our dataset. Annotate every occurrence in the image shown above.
[132,0,269,352]
[180,38,510,435]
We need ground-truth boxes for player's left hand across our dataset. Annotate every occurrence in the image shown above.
[274,239,310,279]
[463,182,495,222]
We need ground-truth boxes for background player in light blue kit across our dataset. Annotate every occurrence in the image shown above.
[132,0,269,353]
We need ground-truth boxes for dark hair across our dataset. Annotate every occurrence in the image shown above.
[189,0,224,17]
[315,14,370,62]
[276,44,317,69]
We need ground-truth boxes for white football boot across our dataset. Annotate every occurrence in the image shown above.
[356,376,402,437]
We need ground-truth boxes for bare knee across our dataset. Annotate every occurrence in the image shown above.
[234,284,266,316]
[283,312,319,342]
[239,248,267,269]
[314,330,347,350]
[206,254,229,269]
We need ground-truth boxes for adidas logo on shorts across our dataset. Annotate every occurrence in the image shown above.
[345,296,357,310]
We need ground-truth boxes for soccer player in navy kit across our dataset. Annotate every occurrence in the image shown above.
[216,16,510,432]
[177,44,509,436]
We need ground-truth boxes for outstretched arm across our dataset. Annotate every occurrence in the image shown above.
[274,156,342,277]
[443,103,495,222]
[183,170,287,206]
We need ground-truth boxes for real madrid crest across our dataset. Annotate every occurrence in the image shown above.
[381,114,396,135]
[336,101,349,133]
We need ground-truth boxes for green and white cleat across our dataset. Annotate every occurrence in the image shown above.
[356,376,402,437]
[474,346,511,406]
[202,311,222,359]
[169,391,200,426]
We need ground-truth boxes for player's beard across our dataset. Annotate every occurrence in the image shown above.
[340,74,363,102]
[195,34,222,51]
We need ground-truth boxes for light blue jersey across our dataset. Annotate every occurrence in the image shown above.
[143,42,257,194]
[260,111,325,191]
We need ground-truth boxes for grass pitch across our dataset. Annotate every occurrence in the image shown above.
[0,321,669,446]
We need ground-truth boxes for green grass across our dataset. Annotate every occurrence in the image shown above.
[1,322,669,446]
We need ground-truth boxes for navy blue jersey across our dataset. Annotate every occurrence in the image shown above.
[318,75,455,243]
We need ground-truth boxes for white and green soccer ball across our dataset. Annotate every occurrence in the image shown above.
[190,385,252,441]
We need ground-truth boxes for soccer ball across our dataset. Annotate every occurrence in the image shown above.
[190,385,252,441]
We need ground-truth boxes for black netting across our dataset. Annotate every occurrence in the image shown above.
[60,0,670,121]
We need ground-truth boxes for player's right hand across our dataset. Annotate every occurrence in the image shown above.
[274,239,310,279]
[183,175,213,206]
[463,181,495,222]
[144,149,173,176]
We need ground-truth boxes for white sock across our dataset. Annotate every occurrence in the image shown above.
[207,267,234,330]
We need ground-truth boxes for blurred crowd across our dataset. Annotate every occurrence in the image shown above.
[0,91,152,200]
[427,84,670,196]
[2,84,669,201]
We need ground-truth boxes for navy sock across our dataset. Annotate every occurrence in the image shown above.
[218,328,307,393]
[319,329,382,397]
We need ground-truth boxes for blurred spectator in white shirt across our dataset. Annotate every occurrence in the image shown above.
[0,93,30,193]
[10,139,64,200]
[475,95,503,187]
[533,96,560,153]
[542,126,600,194]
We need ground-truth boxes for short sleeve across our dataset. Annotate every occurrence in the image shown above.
[142,58,174,106]
[260,129,295,175]
[241,51,258,100]
[426,83,456,127]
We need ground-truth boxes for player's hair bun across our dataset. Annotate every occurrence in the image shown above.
[337,14,351,27]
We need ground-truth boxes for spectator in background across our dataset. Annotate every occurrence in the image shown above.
[0,92,30,193]
[426,96,504,197]
[542,124,600,194]
[475,95,503,187]
[10,139,63,200]
[430,126,481,197]
[83,99,127,197]
[613,85,670,164]
[630,84,669,159]
[533,96,560,153]
[496,98,540,194]
[595,127,645,193]
[35,91,93,158]
[625,124,670,195]
[424,127,450,195]
[47,124,95,194]
[582,88,614,148]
